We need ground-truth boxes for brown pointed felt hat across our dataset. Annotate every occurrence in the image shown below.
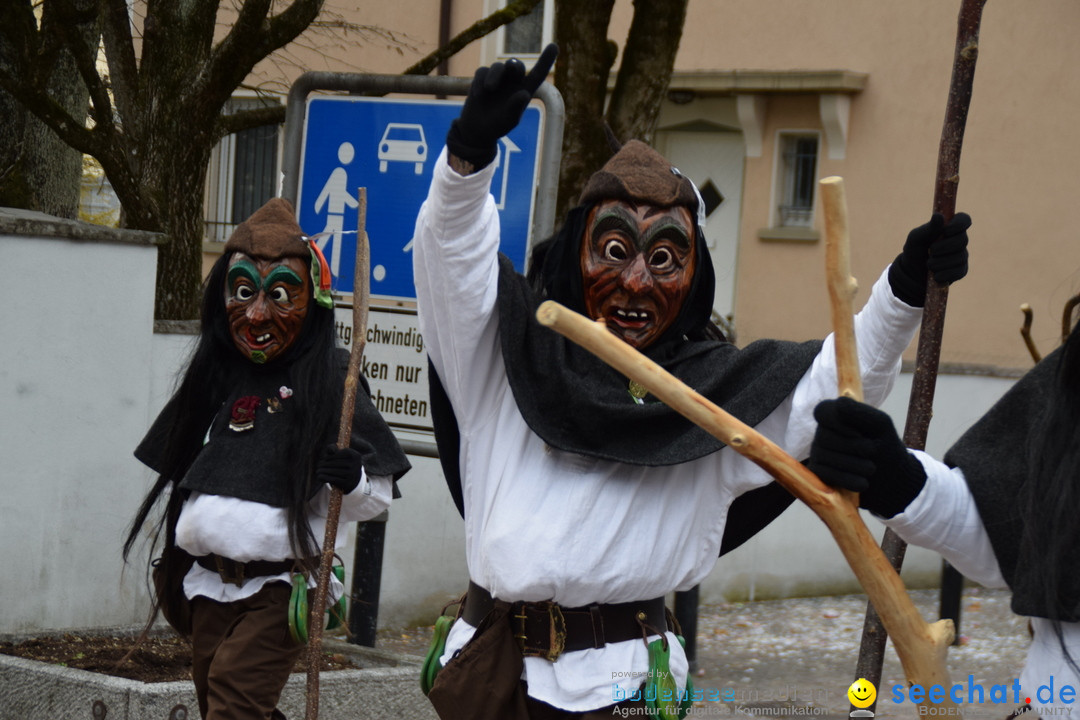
[579,139,699,213]
[223,197,308,259]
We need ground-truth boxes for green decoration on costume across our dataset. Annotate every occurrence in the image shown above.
[309,244,334,310]
[644,636,683,720]
[287,563,348,644]
[420,613,456,695]
[250,350,267,364]
[288,572,309,644]
[677,634,694,717]
[325,564,347,630]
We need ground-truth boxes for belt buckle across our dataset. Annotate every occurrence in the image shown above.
[214,555,245,587]
[513,602,566,662]
[545,603,566,662]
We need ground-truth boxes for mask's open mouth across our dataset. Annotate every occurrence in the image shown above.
[609,307,653,330]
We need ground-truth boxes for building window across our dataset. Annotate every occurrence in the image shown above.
[777,133,819,228]
[231,123,278,225]
[498,0,553,57]
[205,98,281,242]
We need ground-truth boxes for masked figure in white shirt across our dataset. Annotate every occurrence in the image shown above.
[415,44,970,720]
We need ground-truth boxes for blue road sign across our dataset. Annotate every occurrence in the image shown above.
[296,96,543,300]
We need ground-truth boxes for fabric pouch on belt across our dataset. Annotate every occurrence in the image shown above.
[427,599,529,720]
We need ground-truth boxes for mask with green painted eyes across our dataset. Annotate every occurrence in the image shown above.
[224,253,312,364]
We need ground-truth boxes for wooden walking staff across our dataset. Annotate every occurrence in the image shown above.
[821,176,863,404]
[534,301,956,707]
[820,176,864,510]
[854,0,988,701]
[305,188,371,720]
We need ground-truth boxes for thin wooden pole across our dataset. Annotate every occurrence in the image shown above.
[306,188,370,720]
[854,1,987,703]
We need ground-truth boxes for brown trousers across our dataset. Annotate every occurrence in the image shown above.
[428,600,651,719]
[190,581,303,720]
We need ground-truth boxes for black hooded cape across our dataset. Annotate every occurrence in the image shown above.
[943,347,1064,618]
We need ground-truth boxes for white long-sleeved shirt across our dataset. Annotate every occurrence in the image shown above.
[413,147,923,711]
[888,454,1080,718]
[176,471,392,602]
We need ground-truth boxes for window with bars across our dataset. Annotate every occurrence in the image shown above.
[205,98,281,242]
[777,134,819,228]
[231,123,278,225]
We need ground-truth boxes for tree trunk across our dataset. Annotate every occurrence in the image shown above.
[552,0,616,221]
[552,0,688,221]
[0,0,96,218]
[607,0,688,146]
[150,139,215,321]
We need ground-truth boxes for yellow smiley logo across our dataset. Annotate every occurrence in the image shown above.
[848,678,877,708]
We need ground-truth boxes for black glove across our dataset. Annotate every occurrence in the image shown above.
[808,397,926,518]
[888,212,971,307]
[316,444,364,494]
[446,43,558,169]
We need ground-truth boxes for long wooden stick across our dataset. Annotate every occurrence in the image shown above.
[306,188,370,720]
[821,177,863,404]
[535,301,955,705]
[821,176,865,507]
[855,0,987,699]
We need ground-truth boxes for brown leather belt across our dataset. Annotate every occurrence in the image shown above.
[195,553,304,587]
[462,581,668,661]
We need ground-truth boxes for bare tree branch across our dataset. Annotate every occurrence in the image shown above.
[44,0,115,131]
[403,0,542,75]
[213,104,287,143]
[0,67,98,155]
[100,0,141,128]
[203,0,322,107]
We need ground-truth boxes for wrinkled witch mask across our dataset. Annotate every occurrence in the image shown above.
[225,253,312,364]
[580,199,696,349]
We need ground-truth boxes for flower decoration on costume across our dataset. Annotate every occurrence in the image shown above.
[229,395,261,432]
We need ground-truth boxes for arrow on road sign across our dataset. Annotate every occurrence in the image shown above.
[496,137,520,210]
